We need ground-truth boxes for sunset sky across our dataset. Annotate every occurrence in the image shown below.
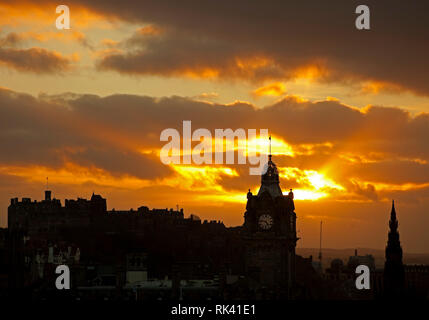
[1,1,429,252]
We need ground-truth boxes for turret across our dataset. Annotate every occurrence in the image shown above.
[257,153,282,198]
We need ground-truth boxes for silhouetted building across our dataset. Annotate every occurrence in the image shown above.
[0,228,7,294]
[347,249,376,272]
[243,154,298,299]
[7,189,239,298]
[404,265,429,299]
[383,200,405,298]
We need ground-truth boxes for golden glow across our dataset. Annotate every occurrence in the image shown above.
[8,30,88,43]
[326,96,340,102]
[279,167,344,200]
[0,3,114,28]
[351,179,429,192]
[360,81,404,95]
[245,135,294,157]
[173,56,274,80]
[338,152,429,165]
[0,163,151,189]
[289,189,327,201]
[141,142,344,203]
[2,153,426,208]
[149,134,295,161]
[167,165,239,192]
[252,82,286,98]
[235,56,271,70]
[292,64,329,81]
[182,68,220,79]
[306,171,344,190]
[338,152,382,164]
[195,193,248,204]
[284,94,309,103]
[293,142,333,156]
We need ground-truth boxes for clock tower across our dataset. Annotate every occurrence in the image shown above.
[243,152,298,298]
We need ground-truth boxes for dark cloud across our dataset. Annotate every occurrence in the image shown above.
[0,88,172,179]
[63,0,429,95]
[66,147,166,179]
[4,1,428,93]
[0,47,72,73]
[0,32,22,47]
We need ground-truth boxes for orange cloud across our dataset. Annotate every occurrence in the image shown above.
[181,67,220,79]
[2,88,429,214]
[0,163,152,189]
[101,38,119,48]
[351,179,429,193]
[166,165,238,192]
[252,82,286,98]
[0,2,114,28]
[291,64,330,81]
[360,81,406,95]
[278,167,345,200]
[7,31,87,43]
[3,1,428,97]
[138,25,162,36]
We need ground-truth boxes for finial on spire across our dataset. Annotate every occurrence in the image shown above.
[391,199,397,221]
[46,177,49,190]
[389,199,399,233]
[268,135,272,161]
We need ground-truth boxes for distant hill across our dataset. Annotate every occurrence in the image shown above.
[296,248,429,269]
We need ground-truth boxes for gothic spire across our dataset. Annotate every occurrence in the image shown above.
[389,200,398,232]
[391,200,396,220]
[384,199,405,296]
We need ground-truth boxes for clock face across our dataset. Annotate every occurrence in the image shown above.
[258,214,273,230]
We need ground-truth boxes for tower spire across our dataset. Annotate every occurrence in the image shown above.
[269,135,272,161]
[389,199,398,232]
[384,200,404,297]
[391,200,396,221]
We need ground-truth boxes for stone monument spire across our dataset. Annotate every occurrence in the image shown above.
[383,200,405,297]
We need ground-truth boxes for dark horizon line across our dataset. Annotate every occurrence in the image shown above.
[296,247,429,256]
